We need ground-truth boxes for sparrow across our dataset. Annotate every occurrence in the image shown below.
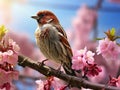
[31,10,76,76]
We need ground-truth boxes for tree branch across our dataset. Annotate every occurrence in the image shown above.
[19,74,44,80]
[18,55,120,90]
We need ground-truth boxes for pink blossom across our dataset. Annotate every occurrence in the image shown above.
[97,38,110,54]
[35,80,44,90]
[72,56,84,70]
[89,66,106,83]
[84,50,95,64]
[83,63,102,77]
[0,29,19,89]
[0,68,19,86]
[44,76,54,90]
[108,76,120,87]
[59,86,68,90]
[7,31,35,59]
[35,77,53,90]
[72,47,101,77]
[69,5,97,51]
[0,83,15,90]
[72,47,95,70]
[0,82,10,90]
[0,38,20,65]
[51,77,66,90]
[72,47,87,70]
[97,38,120,61]
[117,76,120,87]
[72,5,97,34]
[35,77,66,90]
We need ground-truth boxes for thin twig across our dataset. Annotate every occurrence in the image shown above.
[19,75,45,80]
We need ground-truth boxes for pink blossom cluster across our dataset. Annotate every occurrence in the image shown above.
[36,77,67,90]
[0,36,19,90]
[72,47,102,77]
[0,38,20,65]
[97,38,120,61]
[67,5,97,51]
[108,76,120,87]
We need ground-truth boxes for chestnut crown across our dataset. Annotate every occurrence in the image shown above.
[31,10,59,25]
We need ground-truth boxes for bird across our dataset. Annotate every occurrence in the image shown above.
[31,10,76,76]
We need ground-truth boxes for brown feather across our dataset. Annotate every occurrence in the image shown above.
[59,33,73,56]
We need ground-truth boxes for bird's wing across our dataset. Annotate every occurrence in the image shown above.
[55,25,75,76]
[54,25,68,39]
[54,25,73,57]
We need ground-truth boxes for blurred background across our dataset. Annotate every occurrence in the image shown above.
[0,0,120,90]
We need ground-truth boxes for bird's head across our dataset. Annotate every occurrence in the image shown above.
[31,10,59,26]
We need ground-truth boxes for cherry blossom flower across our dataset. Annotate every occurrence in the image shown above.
[83,63,102,77]
[68,5,97,51]
[72,47,102,77]
[51,77,66,90]
[44,77,54,90]
[84,50,95,65]
[72,48,86,70]
[0,63,19,90]
[0,25,19,90]
[89,66,106,83]
[7,31,35,59]
[108,76,120,87]
[72,55,84,70]
[59,86,68,90]
[35,80,44,90]
[0,82,10,90]
[0,38,20,65]
[35,77,53,90]
[35,77,67,90]
[0,83,15,90]
[117,76,120,87]
[97,38,120,61]
[72,47,95,70]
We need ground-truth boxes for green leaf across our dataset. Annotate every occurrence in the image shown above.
[95,37,105,40]
[0,25,8,40]
[110,28,115,36]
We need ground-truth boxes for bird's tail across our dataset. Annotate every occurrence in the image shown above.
[63,63,76,76]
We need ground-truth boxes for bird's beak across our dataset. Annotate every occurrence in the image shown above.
[31,16,39,20]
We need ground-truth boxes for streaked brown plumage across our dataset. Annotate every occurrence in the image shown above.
[32,10,75,76]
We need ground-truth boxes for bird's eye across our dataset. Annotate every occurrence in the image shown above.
[40,14,45,17]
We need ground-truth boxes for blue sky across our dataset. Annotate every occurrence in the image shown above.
[10,0,120,41]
